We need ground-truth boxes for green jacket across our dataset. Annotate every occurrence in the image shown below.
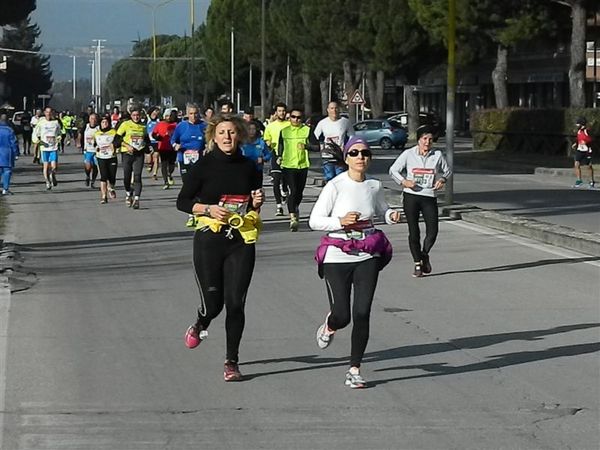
[279,124,311,169]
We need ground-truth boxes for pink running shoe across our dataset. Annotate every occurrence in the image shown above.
[223,361,243,382]
[184,325,206,349]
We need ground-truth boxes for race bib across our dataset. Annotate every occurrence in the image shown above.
[183,150,200,164]
[577,144,590,152]
[45,135,56,146]
[130,134,144,150]
[98,145,114,157]
[342,219,375,239]
[219,194,250,214]
[412,168,435,189]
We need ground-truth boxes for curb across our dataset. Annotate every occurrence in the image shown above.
[534,167,574,178]
[441,205,600,257]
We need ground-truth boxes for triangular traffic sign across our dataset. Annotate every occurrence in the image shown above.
[349,89,365,104]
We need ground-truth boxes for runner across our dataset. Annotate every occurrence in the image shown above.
[203,106,215,122]
[110,106,121,128]
[241,121,271,185]
[30,109,43,163]
[116,107,149,209]
[313,100,354,182]
[81,113,99,188]
[94,116,119,204]
[310,137,401,388]
[0,112,20,195]
[171,103,207,226]
[145,106,161,179]
[177,114,264,382]
[32,107,62,190]
[20,111,32,156]
[263,102,290,216]
[220,101,235,115]
[278,107,314,231]
[389,125,452,278]
[58,111,68,153]
[151,108,178,189]
[572,117,595,188]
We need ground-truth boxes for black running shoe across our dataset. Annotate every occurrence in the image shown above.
[412,263,423,278]
[421,254,432,274]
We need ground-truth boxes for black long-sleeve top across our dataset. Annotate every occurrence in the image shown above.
[176,148,261,214]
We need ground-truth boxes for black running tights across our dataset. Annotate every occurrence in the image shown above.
[193,230,256,363]
[282,168,307,215]
[403,192,439,262]
[97,157,118,185]
[322,258,380,367]
[160,151,177,184]
[121,151,144,196]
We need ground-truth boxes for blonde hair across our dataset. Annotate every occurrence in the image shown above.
[204,114,249,153]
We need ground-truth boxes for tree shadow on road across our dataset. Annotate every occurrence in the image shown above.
[241,323,600,382]
[427,256,599,277]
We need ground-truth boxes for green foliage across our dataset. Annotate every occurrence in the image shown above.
[471,108,600,154]
[0,0,36,26]
[0,17,52,108]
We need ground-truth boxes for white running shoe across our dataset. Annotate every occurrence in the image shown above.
[316,314,334,349]
[345,368,366,389]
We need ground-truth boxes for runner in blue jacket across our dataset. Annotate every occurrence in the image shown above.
[0,112,20,195]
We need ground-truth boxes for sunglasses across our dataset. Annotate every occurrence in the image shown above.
[290,115,302,119]
[347,149,372,158]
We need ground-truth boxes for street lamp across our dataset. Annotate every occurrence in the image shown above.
[131,0,178,105]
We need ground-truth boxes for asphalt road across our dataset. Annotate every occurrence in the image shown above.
[0,149,598,449]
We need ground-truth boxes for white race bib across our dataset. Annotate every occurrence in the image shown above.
[412,168,435,189]
[183,150,200,164]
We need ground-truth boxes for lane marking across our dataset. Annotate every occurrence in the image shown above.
[449,220,600,268]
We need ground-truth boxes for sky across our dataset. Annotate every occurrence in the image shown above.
[31,0,210,81]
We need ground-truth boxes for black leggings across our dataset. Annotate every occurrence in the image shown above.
[270,157,288,204]
[22,132,32,154]
[282,168,308,215]
[97,157,118,185]
[322,258,380,367]
[403,192,439,262]
[160,151,177,184]
[121,151,145,196]
[192,230,256,363]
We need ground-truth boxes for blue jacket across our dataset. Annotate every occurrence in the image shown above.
[170,120,207,163]
[0,122,19,167]
[241,137,272,171]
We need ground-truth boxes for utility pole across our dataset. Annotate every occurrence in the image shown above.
[260,0,266,119]
[231,26,235,102]
[72,55,76,103]
[445,0,456,205]
[90,59,95,103]
[249,64,253,108]
[93,39,106,113]
[190,0,195,103]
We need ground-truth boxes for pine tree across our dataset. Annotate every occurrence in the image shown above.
[0,0,36,26]
[0,16,52,108]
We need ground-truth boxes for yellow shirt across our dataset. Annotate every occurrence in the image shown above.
[116,120,147,152]
[280,124,311,169]
[94,129,118,159]
[263,120,290,155]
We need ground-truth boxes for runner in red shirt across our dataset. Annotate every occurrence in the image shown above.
[572,117,595,188]
[151,109,179,189]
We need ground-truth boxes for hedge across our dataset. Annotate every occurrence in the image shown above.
[470,108,600,155]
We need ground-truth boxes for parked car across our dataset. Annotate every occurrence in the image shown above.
[387,111,444,138]
[353,119,408,150]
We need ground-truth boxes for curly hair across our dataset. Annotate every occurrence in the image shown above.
[204,114,249,153]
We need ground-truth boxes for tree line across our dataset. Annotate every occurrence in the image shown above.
[0,0,52,110]
[105,0,598,118]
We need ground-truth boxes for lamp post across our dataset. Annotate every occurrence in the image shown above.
[445,0,456,205]
[190,0,195,103]
[260,0,266,119]
[131,0,178,105]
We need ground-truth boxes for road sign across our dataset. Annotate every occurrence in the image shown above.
[349,89,365,105]
[37,94,51,99]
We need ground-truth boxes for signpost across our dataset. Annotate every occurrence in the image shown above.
[37,94,51,109]
[349,89,365,123]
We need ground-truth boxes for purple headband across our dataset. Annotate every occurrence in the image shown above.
[343,137,369,159]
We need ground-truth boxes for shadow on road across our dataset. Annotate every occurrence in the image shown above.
[241,323,600,384]
[427,256,600,277]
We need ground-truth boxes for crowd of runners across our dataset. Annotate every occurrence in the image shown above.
[0,99,486,388]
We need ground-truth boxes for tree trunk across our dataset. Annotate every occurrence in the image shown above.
[406,85,419,141]
[365,70,385,118]
[319,76,329,114]
[343,60,354,108]
[266,71,276,113]
[569,0,586,107]
[492,44,509,108]
[301,72,312,116]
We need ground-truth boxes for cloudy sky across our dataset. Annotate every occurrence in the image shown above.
[31,0,210,81]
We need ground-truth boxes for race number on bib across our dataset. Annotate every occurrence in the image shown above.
[130,135,144,150]
[577,144,590,152]
[412,168,435,189]
[45,135,56,145]
[219,194,250,214]
[98,145,114,157]
[183,150,200,164]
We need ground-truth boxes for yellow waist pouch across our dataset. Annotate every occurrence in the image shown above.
[195,211,262,244]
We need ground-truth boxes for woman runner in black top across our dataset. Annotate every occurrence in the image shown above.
[177,114,264,382]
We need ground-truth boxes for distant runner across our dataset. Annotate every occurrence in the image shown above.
[32,107,62,190]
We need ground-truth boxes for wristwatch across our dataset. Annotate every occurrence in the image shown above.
[204,204,211,216]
